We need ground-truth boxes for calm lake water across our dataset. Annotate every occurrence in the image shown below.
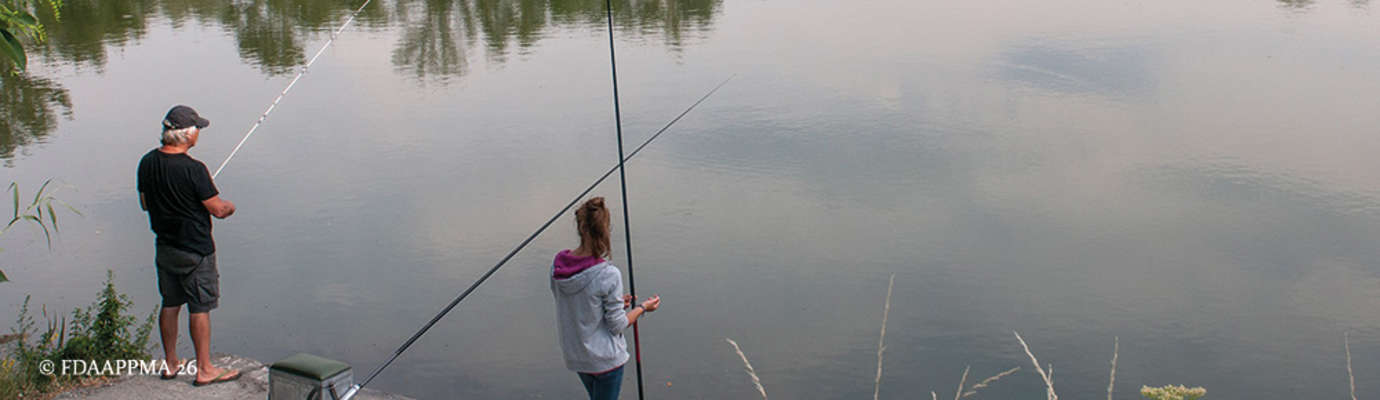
[3,0,1379,398]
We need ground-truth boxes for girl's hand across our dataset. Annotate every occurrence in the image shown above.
[623,294,634,309]
[641,295,661,312]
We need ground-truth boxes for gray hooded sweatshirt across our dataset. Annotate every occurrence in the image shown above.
[551,252,630,374]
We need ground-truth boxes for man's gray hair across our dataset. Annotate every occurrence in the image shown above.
[161,126,198,145]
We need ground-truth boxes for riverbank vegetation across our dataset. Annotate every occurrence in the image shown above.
[0,270,156,399]
[720,274,1269,399]
[2,179,76,283]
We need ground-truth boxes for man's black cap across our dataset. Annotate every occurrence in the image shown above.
[162,105,210,131]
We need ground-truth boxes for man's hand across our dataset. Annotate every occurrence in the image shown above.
[202,196,235,219]
[622,294,634,309]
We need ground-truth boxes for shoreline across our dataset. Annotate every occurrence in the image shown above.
[52,353,411,400]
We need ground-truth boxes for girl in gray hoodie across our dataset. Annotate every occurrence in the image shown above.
[551,197,661,400]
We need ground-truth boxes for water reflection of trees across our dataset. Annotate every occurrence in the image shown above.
[1277,0,1368,11]
[31,0,389,73]
[1276,0,1316,9]
[222,0,310,74]
[0,73,73,164]
[3,0,718,161]
[31,0,718,78]
[221,0,391,74]
[393,0,474,80]
[34,0,159,70]
[392,0,721,80]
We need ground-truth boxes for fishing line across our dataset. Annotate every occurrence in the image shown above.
[210,0,374,179]
[340,75,733,400]
[601,0,648,399]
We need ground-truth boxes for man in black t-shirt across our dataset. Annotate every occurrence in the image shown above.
[137,105,242,386]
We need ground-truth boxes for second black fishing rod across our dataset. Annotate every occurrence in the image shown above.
[602,0,647,398]
[337,75,733,400]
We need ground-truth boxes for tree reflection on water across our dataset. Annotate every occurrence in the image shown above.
[391,0,720,80]
[31,0,717,77]
[3,0,719,162]
[0,73,73,165]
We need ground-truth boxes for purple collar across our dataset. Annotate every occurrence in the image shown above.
[553,250,604,279]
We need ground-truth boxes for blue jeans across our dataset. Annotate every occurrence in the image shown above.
[577,365,624,400]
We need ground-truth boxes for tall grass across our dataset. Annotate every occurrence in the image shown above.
[725,338,767,400]
[961,367,1019,398]
[1109,337,1118,400]
[873,273,894,400]
[952,366,969,400]
[1014,331,1058,400]
[1345,332,1356,400]
[708,277,1380,399]
[1,179,79,283]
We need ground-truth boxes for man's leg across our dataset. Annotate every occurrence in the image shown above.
[159,306,180,366]
[155,247,190,371]
[189,312,234,381]
[186,252,235,383]
[188,312,211,373]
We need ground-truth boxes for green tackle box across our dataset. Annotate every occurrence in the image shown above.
[269,353,353,400]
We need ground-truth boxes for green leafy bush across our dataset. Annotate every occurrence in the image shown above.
[57,270,157,362]
[1,270,156,398]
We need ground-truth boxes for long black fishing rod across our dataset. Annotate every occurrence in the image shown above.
[601,0,648,399]
[339,75,733,400]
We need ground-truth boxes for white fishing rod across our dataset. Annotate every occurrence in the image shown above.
[210,0,374,179]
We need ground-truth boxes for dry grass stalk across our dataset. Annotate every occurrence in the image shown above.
[1108,336,1119,400]
[1346,332,1356,400]
[725,338,768,400]
[873,273,895,400]
[953,365,970,400]
[961,367,1020,398]
[1013,331,1058,400]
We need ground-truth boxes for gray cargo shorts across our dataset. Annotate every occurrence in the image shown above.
[154,244,219,313]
